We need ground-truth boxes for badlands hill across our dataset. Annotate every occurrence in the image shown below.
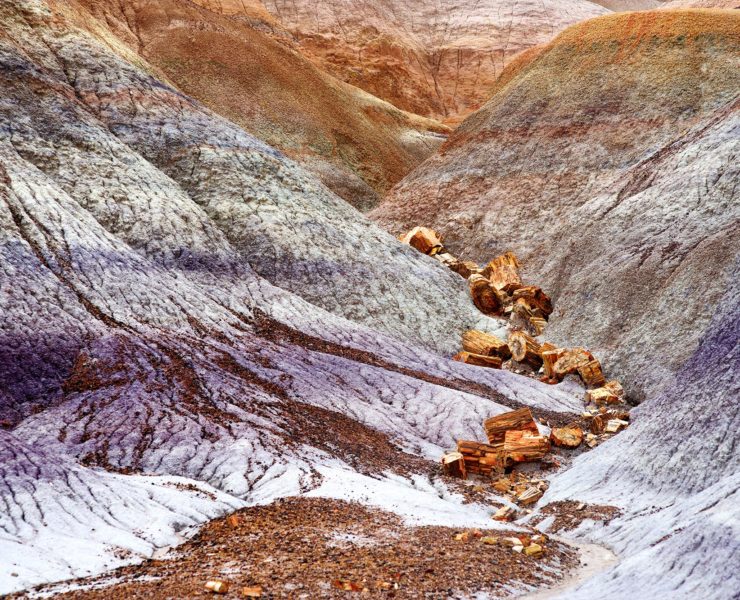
[374,9,740,402]
[257,0,609,123]
[69,0,448,211]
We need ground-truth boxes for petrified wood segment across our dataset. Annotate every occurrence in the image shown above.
[482,252,521,290]
[550,426,583,448]
[462,330,511,359]
[509,331,543,369]
[578,359,607,388]
[504,430,550,463]
[484,407,540,446]
[441,451,467,479]
[457,440,505,475]
[469,274,504,316]
[552,348,594,377]
[511,286,553,317]
[400,226,444,255]
[453,352,503,369]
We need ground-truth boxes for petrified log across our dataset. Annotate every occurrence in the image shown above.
[441,451,467,479]
[433,251,460,269]
[529,317,547,336]
[469,274,504,316]
[482,252,521,290]
[552,348,594,378]
[484,407,540,446]
[457,440,506,475]
[511,286,553,317]
[399,226,443,255]
[541,344,567,379]
[462,330,511,359]
[205,581,230,594]
[586,387,619,405]
[509,331,543,369]
[550,426,583,448]
[578,359,606,388]
[504,430,550,463]
[516,486,544,506]
[604,380,625,398]
[453,352,502,369]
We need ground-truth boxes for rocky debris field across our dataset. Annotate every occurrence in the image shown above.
[21,498,578,599]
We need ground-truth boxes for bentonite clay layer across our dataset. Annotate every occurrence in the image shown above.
[25,498,578,599]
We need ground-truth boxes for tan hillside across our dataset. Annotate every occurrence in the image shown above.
[68,0,448,210]
[258,0,610,124]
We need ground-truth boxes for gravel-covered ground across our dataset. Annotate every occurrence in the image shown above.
[25,498,578,599]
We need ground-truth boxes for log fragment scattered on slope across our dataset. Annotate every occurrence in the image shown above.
[456,440,505,476]
[441,451,467,479]
[469,274,504,316]
[484,407,540,446]
[399,226,444,255]
[509,330,543,369]
[462,330,511,359]
[511,286,553,317]
[552,348,594,378]
[550,426,583,448]
[577,359,606,388]
[482,252,521,290]
[504,430,550,463]
[541,343,567,381]
[453,352,502,369]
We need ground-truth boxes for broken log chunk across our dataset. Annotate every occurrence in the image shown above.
[483,407,540,446]
[578,359,606,388]
[552,348,594,378]
[482,252,521,290]
[205,580,230,594]
[462,330,512,359]
[511,286,553,317]
[441,451,467,479]
[492,506,517,521]
[453,352,502,369]
[512,297,544,322]
[516,486,544,506]
[433,251,460,269]
[442,258,481,279]
[400,226,443,255]
[529,317,547,336]
[550,426,584,449]
[504,430,550,463]
[457,440,506,475]
[541,345,567,379]
[469,274,504,316]
[509,331,543,369]
[524,543,544,556]
[605,419,629,433]
[586,386,620,406]
[604,380,625,398]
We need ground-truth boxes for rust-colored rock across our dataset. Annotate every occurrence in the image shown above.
[484,408,540,446]
[469,275,504,316]
[509,331,543,369]
[550,426,584,449]
[462,330,512,360]
[453,352,503,369]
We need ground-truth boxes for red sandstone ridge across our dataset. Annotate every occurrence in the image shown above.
[68,0,448,210]
[372,9,740,402]
[256,0,609,124]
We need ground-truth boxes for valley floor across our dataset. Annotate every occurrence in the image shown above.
[18,496,578,599]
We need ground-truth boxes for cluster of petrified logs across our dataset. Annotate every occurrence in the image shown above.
[398,227,629,408]
[442,407,552,479]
